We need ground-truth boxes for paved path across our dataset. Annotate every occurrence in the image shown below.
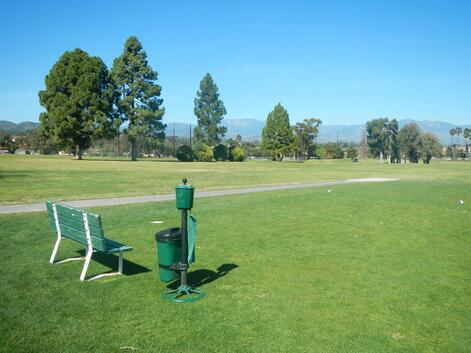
[0,178,397,214]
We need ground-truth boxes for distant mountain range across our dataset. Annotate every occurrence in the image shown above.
[0,120,40,135]
[317,120,471,145]
[2,119,469,145]
[166,119,470,145]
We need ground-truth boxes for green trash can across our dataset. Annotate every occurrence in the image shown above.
[155,228,182,283]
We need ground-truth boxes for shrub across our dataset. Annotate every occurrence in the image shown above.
[457,150,467,160]
[346,144,358,159]
[325,143,344,159]
[176,145,195,162]
[194,143,213,162]
[213,144,228,161]
[314,145,326,159]
[229,146,245,161]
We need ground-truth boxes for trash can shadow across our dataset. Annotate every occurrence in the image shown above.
[167,263,238,290]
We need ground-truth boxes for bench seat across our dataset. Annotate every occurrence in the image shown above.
[105,239,133,254]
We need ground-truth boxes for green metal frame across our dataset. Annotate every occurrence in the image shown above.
[163,285,205,303]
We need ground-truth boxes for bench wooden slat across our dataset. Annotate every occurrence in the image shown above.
[47,208,104,238]
[54,203,102,228]
[55,222,107,251]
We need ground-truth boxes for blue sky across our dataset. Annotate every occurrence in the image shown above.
[0,0,470,125]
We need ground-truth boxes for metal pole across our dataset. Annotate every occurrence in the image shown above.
[117,128,120,157]
[173,122,176,157]
[180,208,188,286]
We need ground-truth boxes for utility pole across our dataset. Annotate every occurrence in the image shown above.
[173,122,176,157]
[116,127,120,158]
[189,124,192,148]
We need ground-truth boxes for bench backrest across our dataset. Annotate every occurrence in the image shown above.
[46,201,107,252]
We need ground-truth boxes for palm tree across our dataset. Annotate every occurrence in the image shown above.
[464,128,470,157]
[449,128,457,160]
[455,127,463,160]
[456,127,463,144]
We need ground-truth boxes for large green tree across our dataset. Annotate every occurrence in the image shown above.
[38,49,114,159]
[293,118,322,159]
[193,73,227,146]
[398,123,421,163]
[385,119,400,163]
[418,133,442,164]
[366,118,389,158]
[111,36,165,161]
[262,103,295,161]
[0,133,18,154]
[366,118,400,163]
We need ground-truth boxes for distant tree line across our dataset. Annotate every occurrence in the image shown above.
[449,127,470,160]
[0,129,56,155]
[365,118,443,164]
[258,103,358,162]
[255,107,471,164]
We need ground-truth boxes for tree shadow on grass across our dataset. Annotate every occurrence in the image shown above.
[83,158,181,163]
[167,263,238,290]
[75,249,151,276]
[0,171,31,179]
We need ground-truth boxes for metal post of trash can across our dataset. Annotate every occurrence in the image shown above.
[180,208,188,287]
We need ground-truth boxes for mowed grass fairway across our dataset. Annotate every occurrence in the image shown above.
[0,158,470,352]
[1,154,470,204]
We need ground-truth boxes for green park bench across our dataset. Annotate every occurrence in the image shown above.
[46,201,133,281]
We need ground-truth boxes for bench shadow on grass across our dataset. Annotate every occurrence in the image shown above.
[75,249,151,276]
[167,263,239,290]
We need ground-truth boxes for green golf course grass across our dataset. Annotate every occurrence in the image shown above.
[1,154,470,204]
[1,173,470,352]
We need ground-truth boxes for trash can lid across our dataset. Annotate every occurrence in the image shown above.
[176,185,194,190]
[155,227,182,242]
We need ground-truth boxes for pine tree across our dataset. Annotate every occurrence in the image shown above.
[38,49,114,159]
[262,103,295,161]
[193,73,227,146]
[111,36,165,161]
